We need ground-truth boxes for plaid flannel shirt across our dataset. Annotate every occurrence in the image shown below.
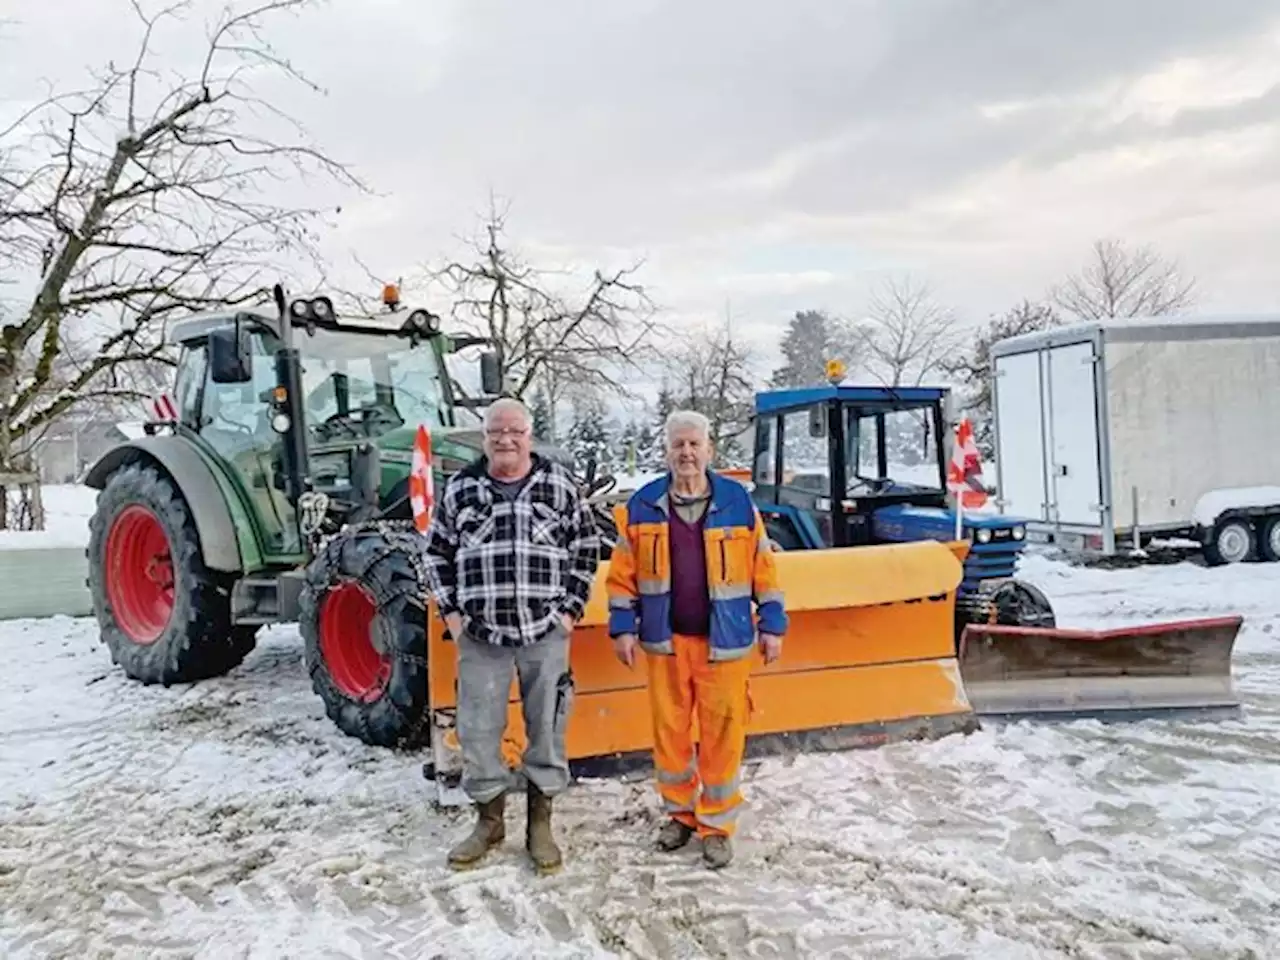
[422,454,601,647]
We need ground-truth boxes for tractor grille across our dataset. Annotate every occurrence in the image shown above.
[960,541,1021,595]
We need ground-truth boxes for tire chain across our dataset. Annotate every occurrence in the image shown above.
[311,490,614,749]
[311,517,436,748]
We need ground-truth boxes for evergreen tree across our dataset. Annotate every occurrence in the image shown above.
[941,300,1062,457]
[770,310,838,388]
[565,396,612,475]
[529,387,552,442]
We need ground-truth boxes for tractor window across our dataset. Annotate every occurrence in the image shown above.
[754,418,777,485]
[297,328,448,441]
[173,345,206,428]
[780,409,829,493]
[845,405,942,493]
[197,328,301,555]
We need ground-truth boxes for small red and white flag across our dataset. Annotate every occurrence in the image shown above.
[409,424,435,534]
[947,417,988,510]
[149,392,178,422]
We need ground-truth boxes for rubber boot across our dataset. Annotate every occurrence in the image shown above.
[526,785,563,875]
[447,794,506,870]
[656,819,695,852]
[702,834,733,870]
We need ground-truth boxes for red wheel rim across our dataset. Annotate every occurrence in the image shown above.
[319,582,391,702]
[105,505,175,644]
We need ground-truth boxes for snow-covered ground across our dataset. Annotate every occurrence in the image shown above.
[2,553,1279,958]
[0,485,97,550]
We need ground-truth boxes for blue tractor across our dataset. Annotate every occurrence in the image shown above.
[747,382,1058,641]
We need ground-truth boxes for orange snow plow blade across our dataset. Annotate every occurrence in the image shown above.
[958,616,1243,719]
[424,540,978,804]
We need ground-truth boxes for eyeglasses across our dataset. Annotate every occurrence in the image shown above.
[484,427,530,438]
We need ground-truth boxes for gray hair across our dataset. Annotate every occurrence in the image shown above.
[664,409,711,446]
[482,396,532,430]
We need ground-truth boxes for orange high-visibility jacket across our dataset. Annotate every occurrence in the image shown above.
[606,472,787,660]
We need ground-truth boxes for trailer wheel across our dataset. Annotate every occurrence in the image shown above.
[299,524,429,748]
[88,462,256,684]
[1203,517,1254,566]
[1257,516,1280,563]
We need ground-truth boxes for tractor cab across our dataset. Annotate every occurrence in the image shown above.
[160,287,503,558]
[749,382,1040,614]
[750,384,950,550]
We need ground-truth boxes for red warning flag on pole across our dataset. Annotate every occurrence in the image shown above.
[947,417,988,511]
[409,424,435,534]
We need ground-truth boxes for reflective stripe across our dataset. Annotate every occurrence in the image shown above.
[657,763,696,786]
[756,589,784,606]
[638,577,670,596]
[709,582,752,602]
[640,639,674,656]
[698,805,740,829]
[701,777,740,804]
[608,596,636,609]
[662,796,693,814]
[708,643,753,662]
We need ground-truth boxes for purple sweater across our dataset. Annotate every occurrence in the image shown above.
[669,507,711,637]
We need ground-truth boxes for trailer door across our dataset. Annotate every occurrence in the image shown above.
[993,350,1048,521]
[1046,341,1102,526]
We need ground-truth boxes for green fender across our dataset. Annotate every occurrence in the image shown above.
[84,435,263,573]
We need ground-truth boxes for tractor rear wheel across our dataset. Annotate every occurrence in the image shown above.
[299,524,430,748]
[88,462,256,684]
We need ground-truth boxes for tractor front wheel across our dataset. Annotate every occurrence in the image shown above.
[299,525,430,748]
[991,579,1057,630]
[88,462,256,684]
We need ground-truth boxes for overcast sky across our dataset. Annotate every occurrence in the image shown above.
[5,0,1280,378]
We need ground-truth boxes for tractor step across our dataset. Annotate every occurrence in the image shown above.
[231,570,304,625]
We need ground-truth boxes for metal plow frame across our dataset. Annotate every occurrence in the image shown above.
[959,615,1244,722]
[423,541,980,807]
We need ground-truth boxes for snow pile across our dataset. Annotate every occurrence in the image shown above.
[0,484,98,551]
[2,556,1279,957]
[1191,487,1280,528]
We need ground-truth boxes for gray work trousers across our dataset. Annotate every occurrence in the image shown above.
[456,624,574,804]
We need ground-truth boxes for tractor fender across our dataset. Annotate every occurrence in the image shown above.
[84,437,243,573]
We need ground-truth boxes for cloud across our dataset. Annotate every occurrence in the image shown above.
[4,0,1279,378]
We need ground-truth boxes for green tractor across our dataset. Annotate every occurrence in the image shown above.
[83,285,609,747]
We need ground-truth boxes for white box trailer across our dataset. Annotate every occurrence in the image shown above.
[989,315,1280,563]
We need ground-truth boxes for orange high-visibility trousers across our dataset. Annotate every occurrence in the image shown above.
[647,634,753,838]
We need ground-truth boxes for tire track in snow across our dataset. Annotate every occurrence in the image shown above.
[3,553,1280,958]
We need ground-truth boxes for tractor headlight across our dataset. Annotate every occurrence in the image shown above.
[271,413,291,434]
[311,296,335,321]
[407,309,440,334]
[1012,525,1026,540]
[975,528,992,544]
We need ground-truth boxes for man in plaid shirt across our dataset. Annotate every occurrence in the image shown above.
[423,397,600,875]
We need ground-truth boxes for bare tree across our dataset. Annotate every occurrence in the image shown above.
[941,300,1062,456]
[1052,238,1197,320]
[422,202,660,420]
[662,317,756,467]
[854,275,964,387]
[0,0,361,525]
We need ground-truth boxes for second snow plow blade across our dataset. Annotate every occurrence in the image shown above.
[424,540,978,805]
[959,616,1243,720]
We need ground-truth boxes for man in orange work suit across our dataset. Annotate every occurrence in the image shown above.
[606,409,786,869]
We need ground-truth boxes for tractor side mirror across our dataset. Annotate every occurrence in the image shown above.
[808,405,826,438]
[479,351,502,396]
[209,324,252,384]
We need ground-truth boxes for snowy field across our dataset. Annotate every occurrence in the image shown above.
[0,485,98,550]
[2,556,1280,956]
